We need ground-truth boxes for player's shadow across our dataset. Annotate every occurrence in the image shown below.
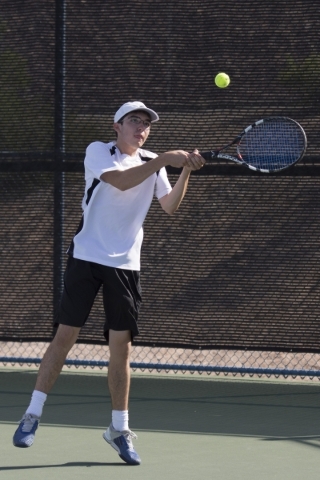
[0,461,128,471]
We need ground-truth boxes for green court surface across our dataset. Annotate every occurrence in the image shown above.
[1,368,320,479]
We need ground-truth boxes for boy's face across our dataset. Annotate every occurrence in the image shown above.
[114,111,151,152]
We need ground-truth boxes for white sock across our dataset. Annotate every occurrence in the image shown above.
[112,410,129,432]
[25,390,47,418]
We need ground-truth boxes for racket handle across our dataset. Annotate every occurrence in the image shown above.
[200,151,218,161]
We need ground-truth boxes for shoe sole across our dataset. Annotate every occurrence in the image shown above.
[102,432,141,465]
[13,435,35,448]
[13,442,33,448]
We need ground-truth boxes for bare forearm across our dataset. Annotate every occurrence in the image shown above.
[100,149,204,192]
[100,156,167,191]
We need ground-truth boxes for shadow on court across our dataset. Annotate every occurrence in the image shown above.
[0,462,126,471]
[1,369,320,441]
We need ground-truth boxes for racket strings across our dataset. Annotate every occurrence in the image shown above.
[238,120,306,171]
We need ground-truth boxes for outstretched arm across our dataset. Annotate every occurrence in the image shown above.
[100,150,204,191]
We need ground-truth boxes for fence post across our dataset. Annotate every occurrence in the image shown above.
[53,0,66,325]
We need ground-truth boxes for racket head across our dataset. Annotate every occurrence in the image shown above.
[237,117,307,173]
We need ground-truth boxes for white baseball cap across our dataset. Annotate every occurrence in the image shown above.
[114,101,159,123]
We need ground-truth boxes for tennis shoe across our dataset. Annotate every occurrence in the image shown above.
[13,413,40,448]
[103,423,141,465]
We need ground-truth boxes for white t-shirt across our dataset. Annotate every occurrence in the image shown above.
[68,141,172,271]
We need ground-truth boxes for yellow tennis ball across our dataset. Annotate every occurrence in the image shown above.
[215,72,230,88]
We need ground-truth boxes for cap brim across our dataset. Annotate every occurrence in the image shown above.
[129,107,159,122]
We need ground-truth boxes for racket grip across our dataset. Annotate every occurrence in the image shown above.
[200,151,218,162]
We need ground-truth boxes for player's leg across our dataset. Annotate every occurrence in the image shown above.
[101,266,142,465]
[108,329,132,412]
[13,257,102,448]
[35,324,80,394]
[12,325,80,448]
[103,329,141,465]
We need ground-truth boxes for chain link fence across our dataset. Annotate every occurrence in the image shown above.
[2,342,320,379]
[1,0,320,380]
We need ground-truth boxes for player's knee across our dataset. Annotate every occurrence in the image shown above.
[54,324,80,350]
[109,330,131,357]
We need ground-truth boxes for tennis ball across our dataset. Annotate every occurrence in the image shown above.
[215,72,230,88]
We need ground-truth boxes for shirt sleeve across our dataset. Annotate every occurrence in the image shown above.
[84,141,120,180]
[155,166,172,199]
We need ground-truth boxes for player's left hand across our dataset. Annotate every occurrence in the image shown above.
[185,149,206,171]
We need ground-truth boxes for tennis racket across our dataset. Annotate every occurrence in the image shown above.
[200,117,307,173]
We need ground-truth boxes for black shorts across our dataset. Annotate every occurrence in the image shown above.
[55,256,142,342]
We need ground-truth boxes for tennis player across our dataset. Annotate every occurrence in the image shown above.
[12,101,205,465]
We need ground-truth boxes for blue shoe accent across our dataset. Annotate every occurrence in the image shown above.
[13,414,39,448]
[103,424,141,465]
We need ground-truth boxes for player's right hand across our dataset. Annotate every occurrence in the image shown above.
[160,150,189,168]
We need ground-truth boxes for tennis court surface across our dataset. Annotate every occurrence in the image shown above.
[1,368,320,480]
